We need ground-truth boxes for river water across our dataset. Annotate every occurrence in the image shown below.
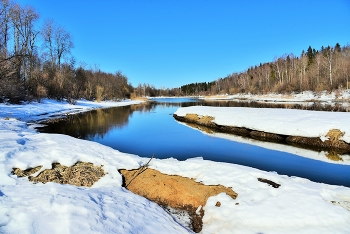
[37,98,350,187]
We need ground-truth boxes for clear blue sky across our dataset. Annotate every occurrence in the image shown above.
[18,0,350,88]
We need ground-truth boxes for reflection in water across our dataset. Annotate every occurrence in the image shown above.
[38,99,350,149]
[202,100,350,111]
[325,151,344,161]
[38,106,132,139]
[38,102,191,139]
[181,121,349,162]
[151,98,349,112]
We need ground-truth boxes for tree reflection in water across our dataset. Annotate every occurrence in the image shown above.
[38,99,349,141]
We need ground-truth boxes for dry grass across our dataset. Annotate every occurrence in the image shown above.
[184,113,215,127]
[203,95,228,99]
[326,129,344,143]
[13,162,105,187]
[131,96,149,101]
[12,165,43,177]
[184,113,200,121]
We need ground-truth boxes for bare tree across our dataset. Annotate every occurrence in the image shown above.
[9,3,39,80]
[41,19,55,68]
[299,55,308,90]
[0,0,12,58]
[324,46,334,86]
[42,20,73,69]
[54,26,73,68]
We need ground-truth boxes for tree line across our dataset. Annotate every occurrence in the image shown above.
[181,43,350,96]
[0,0,132,103]
[1,1,350,103]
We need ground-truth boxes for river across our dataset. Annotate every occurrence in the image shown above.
[37,98,350,187]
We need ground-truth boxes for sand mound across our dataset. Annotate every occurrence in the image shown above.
[119,168,237,232]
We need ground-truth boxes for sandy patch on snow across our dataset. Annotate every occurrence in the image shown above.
[119,167,237,232]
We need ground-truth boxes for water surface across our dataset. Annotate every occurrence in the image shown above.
[37,98,350,187]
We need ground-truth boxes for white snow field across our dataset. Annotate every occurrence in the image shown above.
[1,98,350,234]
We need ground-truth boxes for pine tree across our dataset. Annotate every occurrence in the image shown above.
[306,46,315,66]
[335,43,341,53]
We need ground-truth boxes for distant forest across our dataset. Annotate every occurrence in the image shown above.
[0,0,132,103]
[181,43,350,96]
[1,0,349,104]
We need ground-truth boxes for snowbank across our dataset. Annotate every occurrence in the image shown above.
[0,98,143,122]
[174,106,350,144]
[203,90,350,103]
[1,99,350,233]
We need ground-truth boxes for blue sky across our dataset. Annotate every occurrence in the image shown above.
[18,0,350,88]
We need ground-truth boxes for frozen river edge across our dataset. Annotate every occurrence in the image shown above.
[1,98,350,234]
[173,111,350,154]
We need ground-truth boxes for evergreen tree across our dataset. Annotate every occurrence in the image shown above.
[306,46,315,66]
[335,43,341,53]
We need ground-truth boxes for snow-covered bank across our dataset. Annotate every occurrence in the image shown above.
[174,106,350,144]
[1,118,350,233]
[1,99,350,233]
[202,90,350,103]
[176,121,350,165]
[0,99,143,122]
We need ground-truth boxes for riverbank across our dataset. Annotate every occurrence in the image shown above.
[0,98,144,123]
[202,90,350,103]
[1,99,350,233]
[174,106,350,154]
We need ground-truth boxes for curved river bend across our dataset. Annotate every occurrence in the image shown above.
[37,98,350,187]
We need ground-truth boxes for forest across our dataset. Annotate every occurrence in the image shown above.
[1,0,349,103]
[0,0,132,103]
[181,43,350,96]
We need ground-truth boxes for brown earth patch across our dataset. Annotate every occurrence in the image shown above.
[286,129,350,152]
[13,162,105,187]
[250,131,285,142]
[216,125,251,136]
[119,168,237,232]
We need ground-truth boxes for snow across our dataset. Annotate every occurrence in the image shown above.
[0,99,143,122]
[202,90,350,103]
[1,98,350,233]
[174,106,350,144]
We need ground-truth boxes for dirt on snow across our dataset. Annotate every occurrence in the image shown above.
[119,167,237,232]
